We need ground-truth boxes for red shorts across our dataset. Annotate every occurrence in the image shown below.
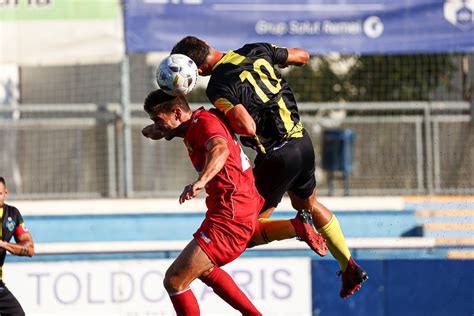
[193,215,257,267]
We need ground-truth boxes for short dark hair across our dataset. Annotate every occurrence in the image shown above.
[0,177,5,186]
[143,89,191,115]
[171,36,210,67]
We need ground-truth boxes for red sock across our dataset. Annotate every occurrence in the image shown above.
[169,288,200,316]
[201,266,262,316]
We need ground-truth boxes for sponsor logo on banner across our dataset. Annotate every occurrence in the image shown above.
[444,0,474,29]
[363,16,384,38]
[4,258,311,316]
[254,17,384,38]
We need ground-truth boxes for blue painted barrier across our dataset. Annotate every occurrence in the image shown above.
[312,259,474,316]
[24,210,418,243]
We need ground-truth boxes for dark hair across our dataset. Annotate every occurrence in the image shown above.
[143,89,191,115]
[171,36,210,67]
[0,177,5,186]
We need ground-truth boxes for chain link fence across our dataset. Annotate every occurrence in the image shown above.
[1,101,472,199]
[1,53,472,198]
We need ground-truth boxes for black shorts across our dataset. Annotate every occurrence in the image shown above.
[0,283,25,316]
[253,130,316,211]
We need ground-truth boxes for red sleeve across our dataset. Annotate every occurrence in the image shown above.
[14,222,28,237]
[196,113,228,149]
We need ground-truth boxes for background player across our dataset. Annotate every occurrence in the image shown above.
[171,36,368,298]
[0,176,34,316]
[143,90,263,315]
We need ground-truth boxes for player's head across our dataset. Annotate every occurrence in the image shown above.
[172,36,220,76]
[143,89,192,140]
[172,36,209,68]
[0,176,8,207]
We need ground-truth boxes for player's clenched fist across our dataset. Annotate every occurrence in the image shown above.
[179,180,205,204]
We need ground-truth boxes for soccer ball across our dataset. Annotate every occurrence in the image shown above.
[156,54,198,96]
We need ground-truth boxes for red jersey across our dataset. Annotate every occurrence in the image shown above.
[184,108,264,221]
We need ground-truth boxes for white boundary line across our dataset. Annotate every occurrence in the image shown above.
[33,237,436,255]
[15,197,406,216]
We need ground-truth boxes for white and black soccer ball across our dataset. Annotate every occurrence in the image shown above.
[156,54,198,96]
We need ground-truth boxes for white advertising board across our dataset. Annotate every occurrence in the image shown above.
[3,257,311,316]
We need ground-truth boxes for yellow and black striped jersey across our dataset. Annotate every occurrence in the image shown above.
[207,43,304,154]
[0,204,26,280]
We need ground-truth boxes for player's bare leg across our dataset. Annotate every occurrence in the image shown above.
[164,240,214,293]
[288,189,368,298]
[164,239,261,315]
[164,239,213,315]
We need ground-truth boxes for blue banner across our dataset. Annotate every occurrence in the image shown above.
[124,0,474,54]
[311,260,474,316]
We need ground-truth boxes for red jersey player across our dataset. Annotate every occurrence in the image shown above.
[143,89,263,315]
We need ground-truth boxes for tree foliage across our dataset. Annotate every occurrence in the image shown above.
[286,54,458,102]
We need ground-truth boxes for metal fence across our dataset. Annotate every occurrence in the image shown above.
[0,102,472,199]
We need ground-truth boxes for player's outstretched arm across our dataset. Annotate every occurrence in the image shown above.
[179,137,229,204]
[280,48,310,67]
[225,104,256,136]
[0,232,34,257]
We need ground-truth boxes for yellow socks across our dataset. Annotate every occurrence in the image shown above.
[248,214,352,273]
[249,218,296,247]
[317,215,351,271]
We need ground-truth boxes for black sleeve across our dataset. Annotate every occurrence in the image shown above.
[272,45,289,65]
[12,207,24,226]
[11,206,28,238]
[206,78,242,113]
[251,43,288,65]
